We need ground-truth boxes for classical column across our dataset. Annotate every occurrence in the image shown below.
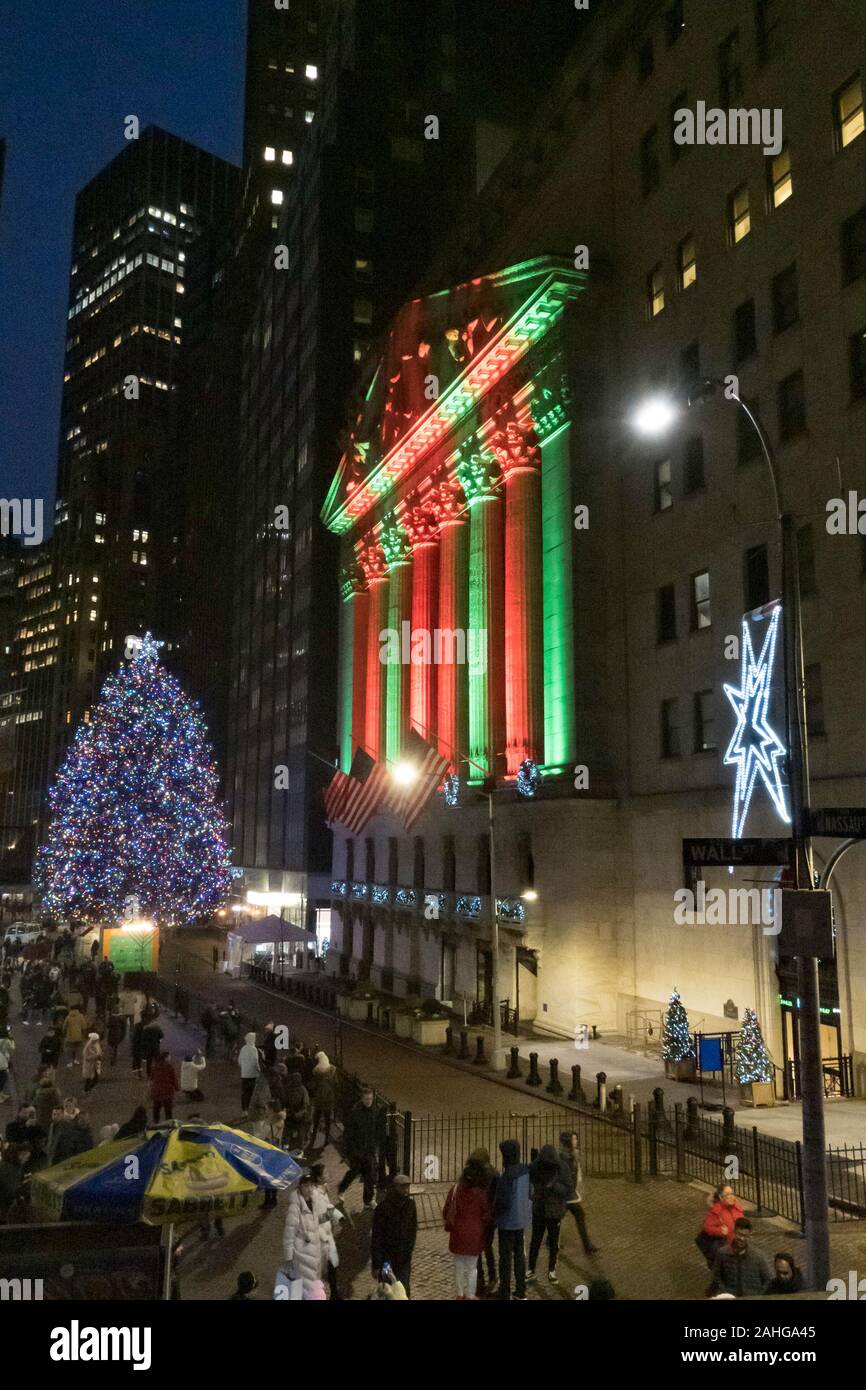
[455,449,505,780]
[492,417,544,773]
[358,537,389,762]
[435,478,469,768]
[380,519,412,765]
[537,405,576,769]
[337,559,368,771]
[403,499,441,743]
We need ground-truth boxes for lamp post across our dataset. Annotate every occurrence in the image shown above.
[392,745,505,1068]
[633,379,829,1288]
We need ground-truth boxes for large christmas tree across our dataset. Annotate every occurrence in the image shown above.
[735,1007,774,1084]
[35,634,232,926]
[661,988,694,1064]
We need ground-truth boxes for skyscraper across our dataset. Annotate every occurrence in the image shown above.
[50,127,237,764]
[226,0,581,928]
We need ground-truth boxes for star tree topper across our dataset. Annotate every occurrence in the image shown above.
[723,605,791,838]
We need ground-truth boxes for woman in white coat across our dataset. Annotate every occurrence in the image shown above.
[281,1175,327,1298]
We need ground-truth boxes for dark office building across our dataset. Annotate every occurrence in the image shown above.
[175,0,321,769]
[226,0,582,927]
[49,128,236,774]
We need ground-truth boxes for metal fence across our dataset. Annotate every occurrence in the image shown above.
[827,1143,866,1220]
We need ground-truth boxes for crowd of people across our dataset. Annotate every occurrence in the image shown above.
[0,926,817,1301]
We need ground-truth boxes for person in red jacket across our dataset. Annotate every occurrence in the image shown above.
[699,1185,745,1267]
[443,1155,493,1300]
[149,1051,179,1123]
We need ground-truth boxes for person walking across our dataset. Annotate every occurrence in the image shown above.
[493,1139,531,1302]
[150,1052,178,1123]
[708,1218,771,1297]
[527,1144,570,1285]
[371,1173,417,1296]
[309,1167,345,1297]
[308,1051,336,1148]
[33,1071,61,1132]
[38,1025,63,1072]
[62,1005,87,1068]
[698,1185,745,1268]
[281,1070,310,1152]
[281,1172,328,1299]
[180,1051,207,1101]
[82,1033,102,1094]
[444,1156,493,1300]
[141,1017,164,1079]
[200,1005,217,1058]
[558,1131,598,1255]
[238,1031,261,1115]
[0,1027,15,1104]
[468,1147,498,1296]
[337,1085,384,1210]
[106,1008,126,1066]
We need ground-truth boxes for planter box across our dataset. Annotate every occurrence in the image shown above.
[394,1011,415,1038]
[344,996,376,1022]
[740,1080,775,1107]
[675,1058,696,1082]
[412,1017,450,1046]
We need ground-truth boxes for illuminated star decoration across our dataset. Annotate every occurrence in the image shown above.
[723,606,790,838]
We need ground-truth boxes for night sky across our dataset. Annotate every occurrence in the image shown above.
[1,0,246,511]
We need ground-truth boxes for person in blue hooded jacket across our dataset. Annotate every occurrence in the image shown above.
[492,1139,531,1301]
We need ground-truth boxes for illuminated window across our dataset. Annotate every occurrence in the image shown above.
[355,256,372,280]
[647,263,665,317]
[768,146,793,208]
[678,234,697,289]
[281,149,293,165]
[728,184,751,243]
[691,570,711,629]
[304,110,314,124]
[305,64,318,80]
[654,457,673,512]
[271,189,284,206]
[835,76,864,149]
[264,146,276,161]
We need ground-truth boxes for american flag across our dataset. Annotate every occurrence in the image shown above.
[323,769,352,827]
[342,760,393,835]
[392,730,449,832]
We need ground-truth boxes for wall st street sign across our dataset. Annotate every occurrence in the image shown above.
[682,837,793,868]
[806,807,866,839]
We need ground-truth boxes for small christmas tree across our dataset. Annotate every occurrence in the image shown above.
[34,634,232,926]
[662,988,694,1064]
[735,1007,774,1084]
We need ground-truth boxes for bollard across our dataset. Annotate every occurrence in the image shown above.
[610,1083,623,1114]
[507,1045,521,1079]
[546,1058,564,1095]
[591,1024,599,1040]
[632,1102,643,1184]
[444,1026,453,1054]
[685,1095,700,1143]
[596,1070,607,1112]
[473,1034,488,1066]
[458,1028,470,1061]
[569,1064,586,1105]
[526,1051,543,1087]
[652,1085,667,1132]
[720,1105,737,1156]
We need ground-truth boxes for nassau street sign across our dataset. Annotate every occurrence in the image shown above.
[805,807,866,839]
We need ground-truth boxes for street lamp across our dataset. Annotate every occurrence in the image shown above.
[632,378,828,1288]
[390,745,506,1069]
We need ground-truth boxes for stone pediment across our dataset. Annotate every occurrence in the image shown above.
[322,255,584,534]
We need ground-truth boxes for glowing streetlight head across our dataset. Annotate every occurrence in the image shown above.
[632,395,679,438]
[392,760,419,786]
[521,888,539,902]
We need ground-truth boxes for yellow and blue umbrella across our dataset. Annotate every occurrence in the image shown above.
[31,1122,304,1225]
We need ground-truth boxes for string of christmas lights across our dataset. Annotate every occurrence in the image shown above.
[34,634,232,926]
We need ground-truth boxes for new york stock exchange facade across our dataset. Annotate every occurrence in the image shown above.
[321,256,866,1094]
